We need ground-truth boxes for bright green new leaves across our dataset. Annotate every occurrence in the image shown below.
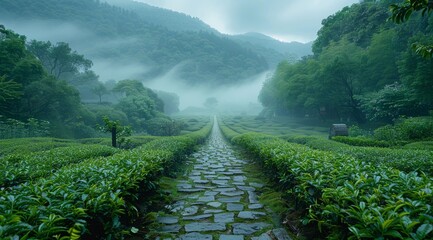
[230,132,433,239]
[0,122,212,239]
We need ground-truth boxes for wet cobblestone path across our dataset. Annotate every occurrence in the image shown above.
[155,119,292,240]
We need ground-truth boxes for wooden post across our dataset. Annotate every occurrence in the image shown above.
[112,126,117,148]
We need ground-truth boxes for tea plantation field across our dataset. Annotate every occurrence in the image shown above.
[220,115,433,239]
[1,115,433,239]
[0,117,212,239]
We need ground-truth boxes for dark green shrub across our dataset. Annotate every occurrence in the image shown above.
[373,124,405,142]
[374,117,433,142]
[145,117,185,136]
[398,117,433,140]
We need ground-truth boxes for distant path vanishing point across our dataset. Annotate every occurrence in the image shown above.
[155,117,293,240]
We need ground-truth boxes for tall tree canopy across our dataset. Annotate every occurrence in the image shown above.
[27,40,92,79]
[390,0,433,57]
[259,0,433,123]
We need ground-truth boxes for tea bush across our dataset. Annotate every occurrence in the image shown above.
[230,132,433,239]
[332,136,392,147]
[289,136,433,175]
[0,144,119,187]
[0,122,212,239]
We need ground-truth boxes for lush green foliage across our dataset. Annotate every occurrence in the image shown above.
[0,144,118,187]
[0,26,99,138]
[145,117,184,136]
[259,0,433,124]
[374,117,433,142]
[390,0,433,58]
[229,132,433,239]
[27,40,92,80]
[0,138,75,156]
[97,116,132,148]
[286,135,433,175]
[0,123,211,239]
[0,26,181,138]
[332,136,392,148]
[0,117,50,139]
[403,141,433,151]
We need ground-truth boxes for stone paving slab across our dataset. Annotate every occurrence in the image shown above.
[178,232,212,240]
[219,235,245,240]
[185,222,226,232]
[155,118,290,239]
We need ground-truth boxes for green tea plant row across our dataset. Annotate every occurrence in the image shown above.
[0,144,119,187]
[0,123,212,239]
[332,136,393,148]
[285,135,433,176]
[229,132,433,239]
[79,135,158,149]
[0,138,76,157]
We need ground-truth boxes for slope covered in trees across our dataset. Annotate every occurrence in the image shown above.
[0,26,179,138]
[0,0,268,85]
[259,0,433,124]
[103,0,312,68]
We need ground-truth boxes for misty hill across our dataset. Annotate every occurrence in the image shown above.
[102,0,219,34]
[231,32,312,58]
[229,32,313,66]
[101,0,311,67]
[0,0,267,86]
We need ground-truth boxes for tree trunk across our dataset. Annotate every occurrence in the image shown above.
[111,126,117,148]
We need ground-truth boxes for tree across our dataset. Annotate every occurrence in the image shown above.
[316,39,366,122]
[0,76,22,110]
[113,79,165,131]
[204,97,218,110]
[390,0,433,58]
[27,40,93,79]
[91,82,108,103]
[358,83,427,123]
[98,116,131,148]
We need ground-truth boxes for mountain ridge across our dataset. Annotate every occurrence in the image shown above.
[0,0,311,86]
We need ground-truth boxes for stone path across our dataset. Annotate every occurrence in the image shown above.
[155,118,292,240]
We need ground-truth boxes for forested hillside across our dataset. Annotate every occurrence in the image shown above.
[103,0,312,67]
[229,32,312,66]
[0,0,268,85]
[259,0,433,124]
[0,25,182,138]
[102,0,219,34]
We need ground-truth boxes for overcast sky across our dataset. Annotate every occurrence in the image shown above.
[135,0,359,43]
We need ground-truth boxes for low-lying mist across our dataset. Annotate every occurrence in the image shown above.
[146,63,270,115]
[2,18,269,115]
[1,19,150,81]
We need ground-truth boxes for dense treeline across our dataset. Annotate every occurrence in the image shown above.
[259,0,433,124]
[0,26,179,138]
[0,0,268,85]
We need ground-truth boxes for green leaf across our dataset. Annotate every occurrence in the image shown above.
[131,227,139,234]
[384,230,403,238]
[416,224,433,238]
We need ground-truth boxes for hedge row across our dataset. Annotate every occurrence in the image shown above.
[0,144,119,187]
[331,136,393,148]
[0,123,212,239]
[0,138,76,156]
[230,132,433,239]
[284,135,433,175]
